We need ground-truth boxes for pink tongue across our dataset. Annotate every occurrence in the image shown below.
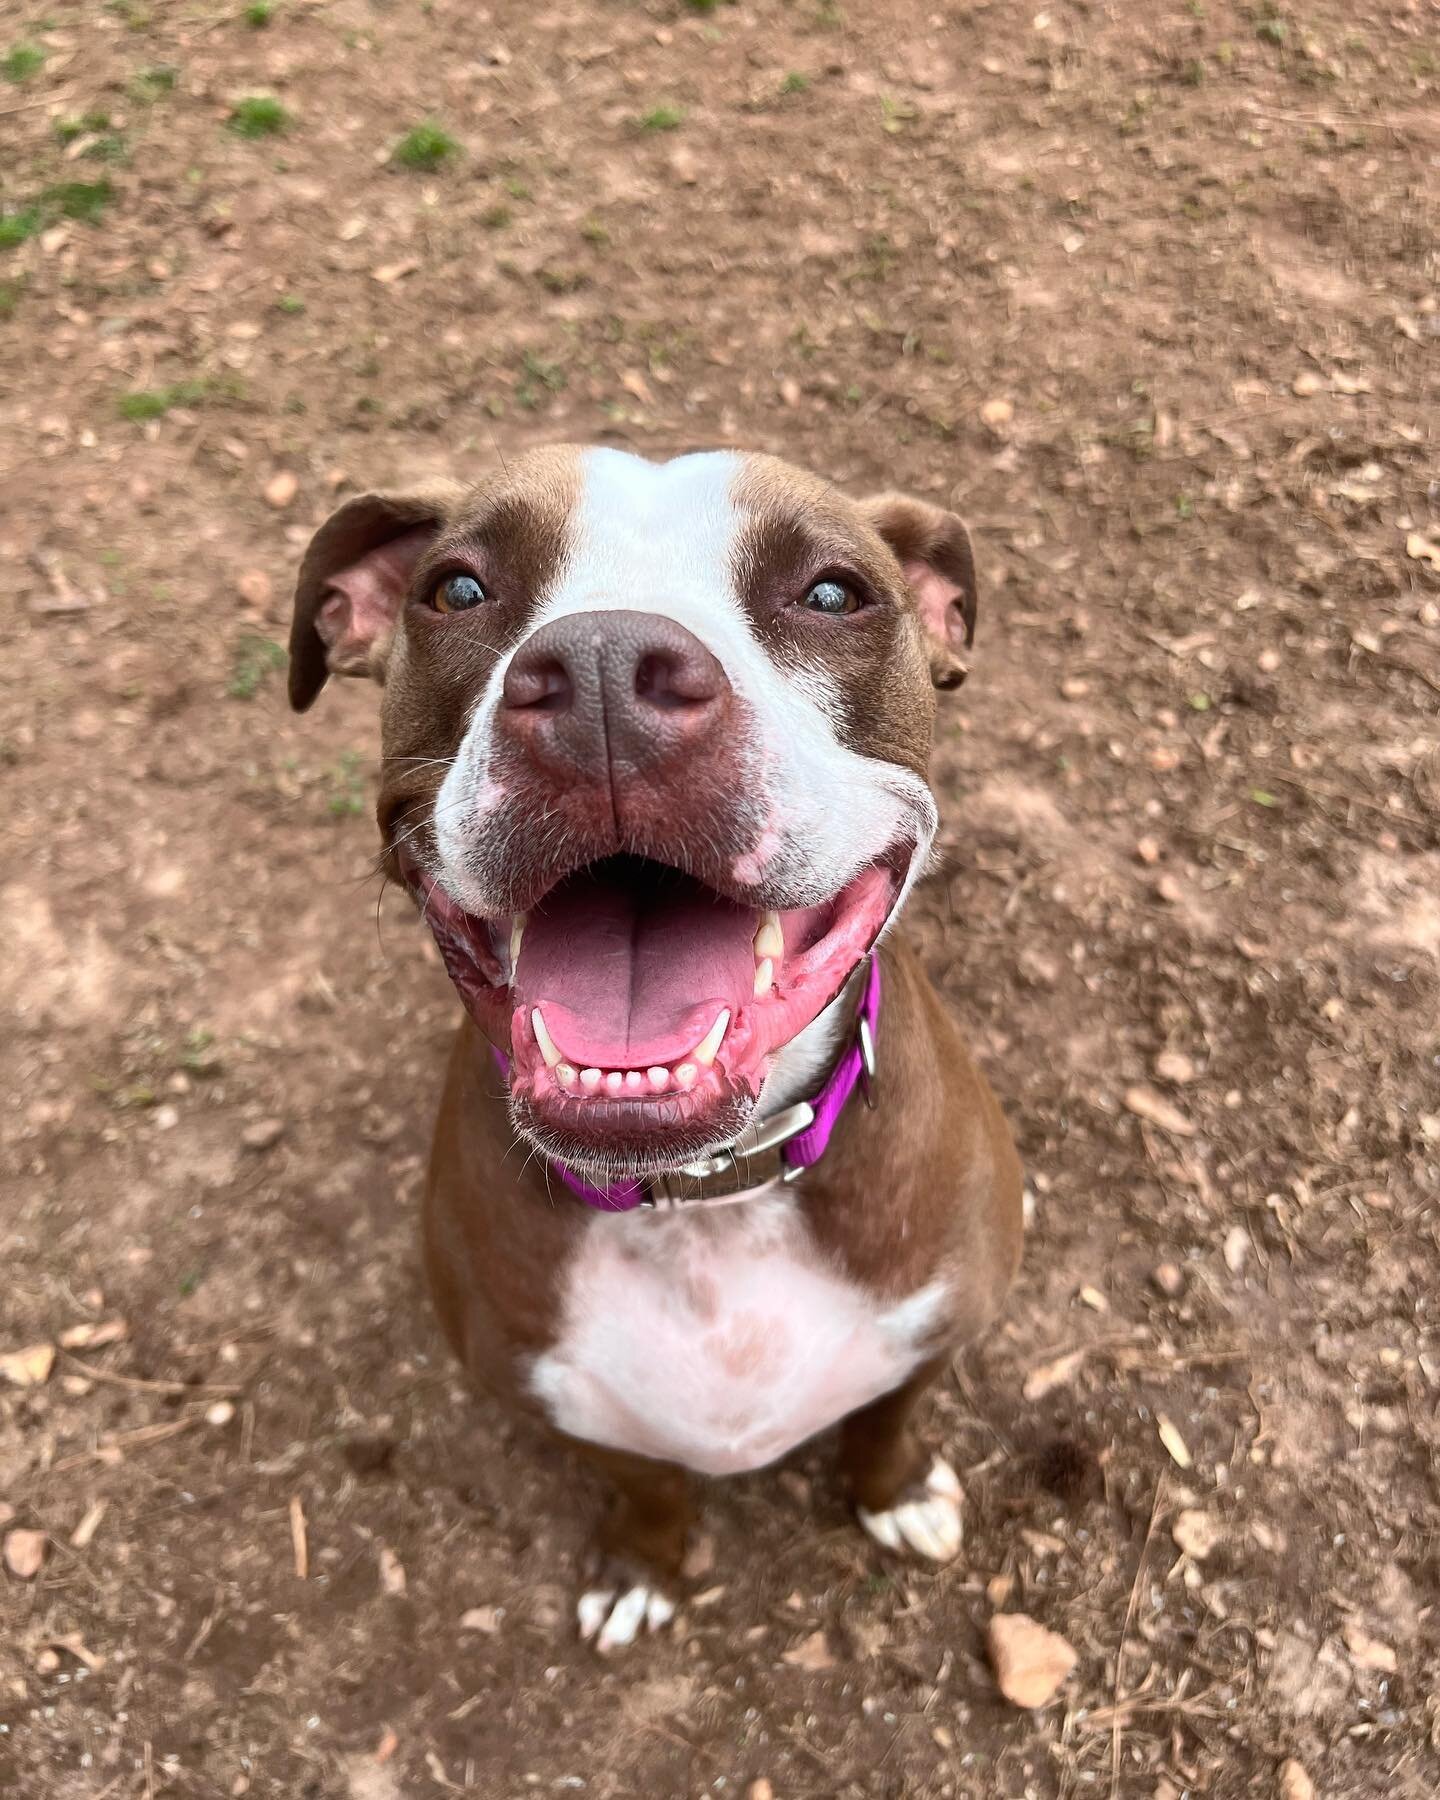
[514,863,758,1069]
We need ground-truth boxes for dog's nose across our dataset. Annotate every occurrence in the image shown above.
[500,610,731,772]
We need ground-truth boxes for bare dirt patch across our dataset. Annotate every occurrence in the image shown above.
[2,2,1438,1796]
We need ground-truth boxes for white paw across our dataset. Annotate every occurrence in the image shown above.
[858,1456,963,1563]
[577,1581,676,1654]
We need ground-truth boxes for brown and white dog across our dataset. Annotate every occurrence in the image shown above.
[288,447,1023,1651]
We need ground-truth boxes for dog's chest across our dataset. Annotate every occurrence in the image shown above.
[527,1196,947,1477]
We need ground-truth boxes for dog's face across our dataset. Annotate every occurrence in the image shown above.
[290,447,977,1175]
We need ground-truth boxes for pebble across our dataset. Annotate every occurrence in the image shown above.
[241,1118,285,1151]
[987,1612,1077,1709]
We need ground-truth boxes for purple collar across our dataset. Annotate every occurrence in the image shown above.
[491,956,882,1213]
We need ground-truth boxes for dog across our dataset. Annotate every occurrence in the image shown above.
[288,446,1023,1651]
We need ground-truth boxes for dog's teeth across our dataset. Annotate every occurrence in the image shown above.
[647,1066,671,1093]
[753,957,773,998]
[691,1009,729,1068]
[556,1063,577,1088]
[580,1067,603,1092]
[624,1070,644,1095]
[604,1071,624,1096]
[509,914,525,971]
[754,911,784,962]
[673,1062,698,1090]
[531,1008,562,1069]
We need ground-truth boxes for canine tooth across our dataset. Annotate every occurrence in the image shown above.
[531,1008,562,1069]
[604,1071,624,1096]
[753,957,773,998]
[647,1066,670,1093]
[624,1070,644,1094]
[691,1009,729,1068]
[580,1068,603,1092]
[556,1063,577,1088]
[673,1062,698,1091]
[510,915,525,970]
[754,911,784,962]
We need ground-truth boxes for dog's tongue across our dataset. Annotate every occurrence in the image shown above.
[514,861,757,1070]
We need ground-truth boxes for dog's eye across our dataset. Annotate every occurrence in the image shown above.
[430,573,488,614]
[801,578,861,617]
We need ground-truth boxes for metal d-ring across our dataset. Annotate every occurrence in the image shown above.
[856,1013,878,1109]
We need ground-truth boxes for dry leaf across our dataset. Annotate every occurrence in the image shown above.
[4,1528,47,1580]
[1156,1414,1193,1469]
[781,1629,835,1671]
[264,470,298,510]
[378,1546,407,1595]
[1123,1084,1196,1137]
[1172,1509,1221,1561]
[58,1318,128,1351]
[987,1612,1077,1708]
[1022,1347,1087,1402]
[0,1343,55,1387]
[1278,1758,1315,1800]
[1342,1621,1397,1673]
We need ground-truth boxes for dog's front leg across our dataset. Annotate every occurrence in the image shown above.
[839,1357,964,1564]
[567,1437,692,1653]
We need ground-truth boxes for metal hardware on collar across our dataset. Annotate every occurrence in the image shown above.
[641,1099,816,1211]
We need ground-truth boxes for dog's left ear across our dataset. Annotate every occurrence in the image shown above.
[288,481,466,712]
[862,494,977,691]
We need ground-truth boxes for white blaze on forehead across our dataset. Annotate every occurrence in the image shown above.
[434,447,936,908]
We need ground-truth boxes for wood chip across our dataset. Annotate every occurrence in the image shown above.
[1154,1049,1196,1085]
[4,1528,48,1580]
[987,1612,1077,1708]
[289,1494,308,1580]
[459,1605,502,1634]
[1171,1509,1221,1561]
[70,1501,107,1549]
[58,1318,128,1351]
[1342,1620,1397,1673]
[1123,1084,1196,1137]
[0,1343,55,1387]
[372,259,419,284]
[1156,1414,1193,1469]
[1278,1758,1315,1800]
[1022,1347,1087,1402]
[781,1629,835,1671]
[378,1546,407,1595]
[1291,371,1323,397]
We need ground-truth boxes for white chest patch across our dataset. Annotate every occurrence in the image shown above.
[528,1196,949,1477]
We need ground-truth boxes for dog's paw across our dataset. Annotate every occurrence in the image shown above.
[857,1455,963,1563]
[577,1575,676,1654]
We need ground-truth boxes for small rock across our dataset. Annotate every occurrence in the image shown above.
[1291,371,1323,398]
[0,1343,55,1387]
[1278,1759,1315,1800]
[1342,1620,1397,1674]
[1152,1260,1185,1298]
[987,1612,1077,1709]
[1154,1049,1196,1085]
[987,1571,1015,1609]
[1156,1415,1193,1469]
[264,470,298,509]
[1135,835,1162,865]
[4,1528,47,1580]
[1172,1509,1222,1561]
[459,1605,502,1634]
[1058,676,1089,699]
[237,569,274,614]
[781,1629,835,1671]
[1077,1285,1108,1312]
[1223,1225,1251,1274]
[668,144,699,184]
[980,396,1014,428]
[205,1400,236,1427]
[378,1546,407,1595]
[778,377,802,408]
[241,1118,285,1152]
[747,1783,774,1800]
[1123,1085,1195,1138]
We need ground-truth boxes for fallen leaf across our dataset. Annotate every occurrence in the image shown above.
[4,1528,47,1580]
[1278,1758,1315,1800]
[1022,1347,1087,1402]
[1172,1509,1221,1561]
[264,470,298,510]
[987,1612,1077,1708]
[378,1546,407,1595]
[0,1343,55,1387]
[1123,1084,1196,1138]
[781,1629,835,1671]
[1157,1415,1193,1469]
[1342,1620,1397,1673]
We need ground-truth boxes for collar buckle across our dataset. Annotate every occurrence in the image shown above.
[641,1099,817,1211]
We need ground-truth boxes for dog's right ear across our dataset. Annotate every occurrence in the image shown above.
[288,482,465,712]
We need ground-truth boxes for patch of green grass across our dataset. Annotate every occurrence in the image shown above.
[537,265,585,294]
[275,292,305,314]
[324,751,366,818]
[55,110,113,143]
[2,43,45,83]
[244,0,275,24]
[637,103,685,131]
[0,278,24,316]
[227,634,286,700]
[502,174,530,199]
[176,1028,222,1076]
[0,208,42,250]
[880,94,918,133]
[129,63,178,103]
[580,216,609,247]
[1255,9,1288,44]
[229,94,289,138]
[515,349,566,410]
[780,70,810,94]
[44,180,114,222]
[392,120,458,169]
[480,203,512,229]
[116,378,212,421]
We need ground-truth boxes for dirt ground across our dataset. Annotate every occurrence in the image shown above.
[3,0,1439,1795]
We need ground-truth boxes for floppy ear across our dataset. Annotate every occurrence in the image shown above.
[861,493,978,691]
[288,481,465,712]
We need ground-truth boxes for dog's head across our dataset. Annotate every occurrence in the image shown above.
[290,447,977,1176]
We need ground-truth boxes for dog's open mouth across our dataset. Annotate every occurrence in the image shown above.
[402,848,902,1170]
